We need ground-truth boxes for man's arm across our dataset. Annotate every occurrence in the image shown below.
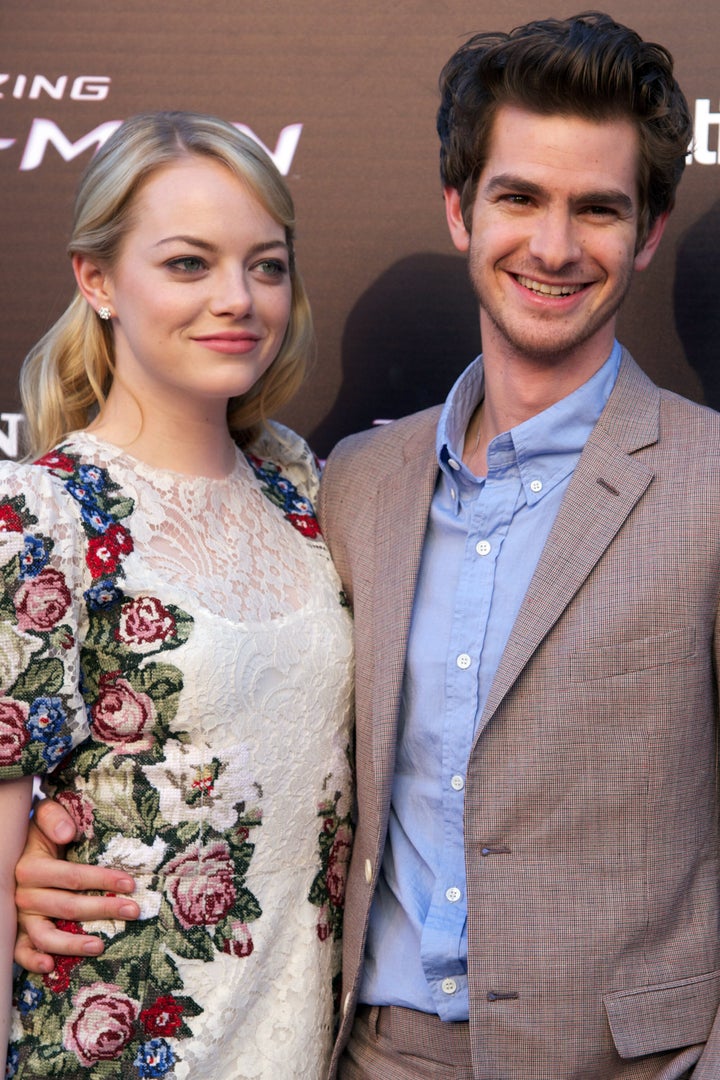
[14,798,140,973]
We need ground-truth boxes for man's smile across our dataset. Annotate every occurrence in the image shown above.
[514,274,587,297]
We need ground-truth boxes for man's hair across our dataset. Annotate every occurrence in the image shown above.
[437,11,693,247]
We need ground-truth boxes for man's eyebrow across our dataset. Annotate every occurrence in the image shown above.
[482,174,634,214]
[153,236,289,254]
[572,190,635,214]
[483,174,545,198]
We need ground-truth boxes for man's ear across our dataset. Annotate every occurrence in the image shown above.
[72,253,113,316]
[634,211,669,272]
[443,186,471,253]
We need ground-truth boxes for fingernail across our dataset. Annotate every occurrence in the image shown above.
[118,902,139,918]
[54,822,76,843]
[115,877,135,893]
[82,940,104,955]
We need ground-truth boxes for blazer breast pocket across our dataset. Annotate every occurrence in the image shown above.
[604,968,720,1058]
[567,627,696,682]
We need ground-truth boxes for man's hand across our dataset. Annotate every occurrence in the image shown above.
[14,798,140,973]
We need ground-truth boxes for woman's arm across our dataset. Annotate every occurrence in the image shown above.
[1,776,34,1076]
[14,799,140,973]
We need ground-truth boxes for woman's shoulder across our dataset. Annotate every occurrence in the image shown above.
[246,421,321,503]
[0,436,124,535]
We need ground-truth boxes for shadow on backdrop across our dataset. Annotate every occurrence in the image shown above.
[674,199,720,412]
[311,253,480,457]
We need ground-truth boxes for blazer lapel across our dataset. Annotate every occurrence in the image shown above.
[369,414,441,800]
[479,351,661,729]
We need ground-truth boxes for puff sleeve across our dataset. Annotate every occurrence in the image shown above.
[0,461,90,778]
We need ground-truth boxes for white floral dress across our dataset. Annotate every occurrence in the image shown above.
[0,424,354,1080]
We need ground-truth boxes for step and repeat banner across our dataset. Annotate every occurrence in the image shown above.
[1,1,718,458]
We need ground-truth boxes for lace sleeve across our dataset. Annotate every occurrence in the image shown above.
[0,463,90,777]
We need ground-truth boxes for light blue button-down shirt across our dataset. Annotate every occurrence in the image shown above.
[359,342,622,1019]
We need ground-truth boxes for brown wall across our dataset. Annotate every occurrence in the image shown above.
[1,1,718,458]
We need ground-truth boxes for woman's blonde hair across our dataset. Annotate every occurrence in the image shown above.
[20,110,314,457]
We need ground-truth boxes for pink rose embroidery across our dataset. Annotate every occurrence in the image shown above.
[326,824,352,907]
[116,596,176,650]
[14,567,71,632]
[55,790,95,840]
[63,982,139,1066]
[91,675,155,754]
[0,697,29,766]
[165,840,236,929]
[222,921,254,958]
[316,904,331,942]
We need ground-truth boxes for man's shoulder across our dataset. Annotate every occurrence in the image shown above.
[656,385,720,432]
[610,349,720,451]
[327,405,443,469]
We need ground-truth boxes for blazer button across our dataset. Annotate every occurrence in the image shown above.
[364,858,373,885]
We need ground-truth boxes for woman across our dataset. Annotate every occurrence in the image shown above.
[0,111,353,1079]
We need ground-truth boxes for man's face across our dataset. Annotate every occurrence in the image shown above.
[445,105,666,377]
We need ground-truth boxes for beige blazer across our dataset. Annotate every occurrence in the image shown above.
[318,351,720,1079]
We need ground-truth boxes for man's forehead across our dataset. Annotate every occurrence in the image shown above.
[478,105,640,194]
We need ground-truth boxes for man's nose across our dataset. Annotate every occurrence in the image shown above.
[527,208,582,271]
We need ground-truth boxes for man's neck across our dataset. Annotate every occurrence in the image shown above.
[462,334,615,474]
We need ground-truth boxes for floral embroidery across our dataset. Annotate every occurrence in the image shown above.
[308,776,353,945]
[4,449,265,1077]
[245,452,323,539]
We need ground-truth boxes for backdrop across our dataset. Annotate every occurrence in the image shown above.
[1,1,718,459]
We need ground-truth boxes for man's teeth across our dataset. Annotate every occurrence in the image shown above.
[516,275,584,296]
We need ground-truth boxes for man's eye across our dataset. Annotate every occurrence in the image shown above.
[502,194,531,205]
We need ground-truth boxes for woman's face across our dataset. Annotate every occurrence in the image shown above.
[88,155,293,423]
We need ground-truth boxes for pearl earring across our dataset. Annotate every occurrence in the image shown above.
[97,306,112,320]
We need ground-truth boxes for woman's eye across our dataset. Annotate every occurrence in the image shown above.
[255,259,287,278]
[167,256,207,273]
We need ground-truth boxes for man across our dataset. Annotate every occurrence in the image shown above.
[14,12,720,1079]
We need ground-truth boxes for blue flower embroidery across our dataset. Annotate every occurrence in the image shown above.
[17,980,43,1016]
[20,535,49,579]
[84,578,124,612]
[76,464,107,492]
[28,697,67,739]
[133,1039,176,1077]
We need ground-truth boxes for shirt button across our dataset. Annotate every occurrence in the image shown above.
[364,859,372,885]
[530,479,543,493]
[442,978,457,995]
[451,774,464,791]
[448,458,460,471]
[445,886,461,903]
[456,653,471,670]
[475,539,491,556]
[450,487,457,500]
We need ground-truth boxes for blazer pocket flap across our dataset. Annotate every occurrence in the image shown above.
[604,969,720,1058]
[568,626,696,681]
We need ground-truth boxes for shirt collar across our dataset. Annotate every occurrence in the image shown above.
[437,341,622,510]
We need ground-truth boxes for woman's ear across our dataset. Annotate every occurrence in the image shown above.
[72,253,113,317]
